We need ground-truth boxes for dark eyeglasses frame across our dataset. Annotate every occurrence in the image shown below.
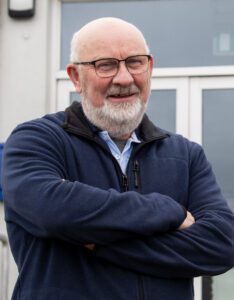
[73,54,151,78]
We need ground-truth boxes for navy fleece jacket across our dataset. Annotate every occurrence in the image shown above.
[2,102,234,300]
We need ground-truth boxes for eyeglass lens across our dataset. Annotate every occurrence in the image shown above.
[95,55,149,77]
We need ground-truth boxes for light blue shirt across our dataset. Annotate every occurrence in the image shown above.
[99,131,141,174]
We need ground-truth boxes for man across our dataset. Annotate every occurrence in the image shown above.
[2,17,233,300]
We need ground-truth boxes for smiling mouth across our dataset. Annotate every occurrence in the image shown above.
[107,93,137,103]
[108,92,137,98]
[107,85,139,101]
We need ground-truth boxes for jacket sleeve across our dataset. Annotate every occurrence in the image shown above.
[2,120,186,245]
[94,143,234,278]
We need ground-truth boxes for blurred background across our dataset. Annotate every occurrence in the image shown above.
[0,1,233,299]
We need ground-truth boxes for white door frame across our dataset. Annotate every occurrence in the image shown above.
[190,76,234,145]
[151,76,189,137]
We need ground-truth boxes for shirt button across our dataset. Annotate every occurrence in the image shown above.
[115,155,120,160]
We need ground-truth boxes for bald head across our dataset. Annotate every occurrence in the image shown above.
[70,17,149,63]
[67,18,153,140]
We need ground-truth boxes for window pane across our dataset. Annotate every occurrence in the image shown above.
[203,89,234,210]
[147,90,176,133]
[70,91,80,104]
[61,0,234,69]
[202,88,234,300]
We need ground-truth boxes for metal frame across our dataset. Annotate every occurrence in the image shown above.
[202,277,213,300]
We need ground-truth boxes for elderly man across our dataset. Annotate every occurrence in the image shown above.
[2,18,233,300]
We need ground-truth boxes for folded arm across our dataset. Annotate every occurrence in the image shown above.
[93,144,234,278]
[94,209,233,278]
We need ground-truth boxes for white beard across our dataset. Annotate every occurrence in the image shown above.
[81,96,147,138]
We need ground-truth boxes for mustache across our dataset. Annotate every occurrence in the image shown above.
[106,85,140,97]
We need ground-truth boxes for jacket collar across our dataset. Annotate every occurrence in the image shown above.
[62,101,169,142]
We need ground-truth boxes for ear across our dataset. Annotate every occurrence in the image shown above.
[149,55,154,75]
[67,64,82,93]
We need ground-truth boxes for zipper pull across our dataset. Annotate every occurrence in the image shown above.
[122,174,128,191]
[133,160,140,189]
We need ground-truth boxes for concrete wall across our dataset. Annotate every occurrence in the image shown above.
[0,0,51,142]
[0,1,51,298]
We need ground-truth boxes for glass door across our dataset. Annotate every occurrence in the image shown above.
[190,76,234,300]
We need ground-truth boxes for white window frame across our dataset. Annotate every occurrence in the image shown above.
[189,76,234,145]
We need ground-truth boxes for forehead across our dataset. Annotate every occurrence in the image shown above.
[78,21,147,60]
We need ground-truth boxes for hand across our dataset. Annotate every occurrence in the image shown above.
[178,211,195,230]
[84,244,95,251]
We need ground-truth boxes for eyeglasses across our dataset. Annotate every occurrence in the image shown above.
[73,54,151,78]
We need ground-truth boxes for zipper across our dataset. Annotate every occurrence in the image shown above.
[132,160,144,300]
[122,174,128,192]
[133,160,140,189]
[132,160,145,300]
[123,164,144,300]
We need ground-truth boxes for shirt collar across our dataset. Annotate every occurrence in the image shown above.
[99,130,141,144]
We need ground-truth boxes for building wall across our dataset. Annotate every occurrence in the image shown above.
[0,1,51,298]
[0,0,51,142]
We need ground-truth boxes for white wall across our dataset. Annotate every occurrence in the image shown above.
[0,1,51,298]
[0,0,51,142]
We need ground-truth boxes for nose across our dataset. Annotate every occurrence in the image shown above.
[112,61,134,86]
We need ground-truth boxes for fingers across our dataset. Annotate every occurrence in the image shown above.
[178,211,195,230]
